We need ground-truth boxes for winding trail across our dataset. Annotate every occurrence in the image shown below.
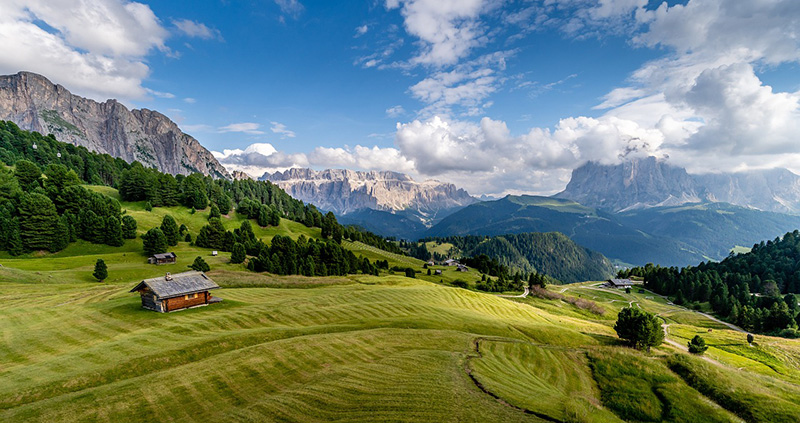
[497,286,529,299]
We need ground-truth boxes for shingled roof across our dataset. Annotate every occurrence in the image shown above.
[129,271,220,299]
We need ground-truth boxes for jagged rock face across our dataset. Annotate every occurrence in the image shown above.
[232,170,253,180]
[556,157,800,213]
[0,71,229,178]
[261,168,477,224]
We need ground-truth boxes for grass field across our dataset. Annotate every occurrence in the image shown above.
[3,189,800,422]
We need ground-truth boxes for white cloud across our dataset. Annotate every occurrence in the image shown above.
[212,142,309,177]
[0,0,170,100]
[183,97,197,104]
[355,25,369,37]
[270,122,296,138]
[145,88,175,99]
[173,19,222,41]
[218,122,265,135]
[385,105,406,118]
[275,0,305,19]
[386,0,490,67]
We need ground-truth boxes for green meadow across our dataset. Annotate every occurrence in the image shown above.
[3,193,800,422]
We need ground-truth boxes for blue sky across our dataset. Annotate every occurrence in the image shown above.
[3,0,800,195]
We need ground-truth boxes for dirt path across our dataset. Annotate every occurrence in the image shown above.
[660,320,725,367]
[497,286,529,299]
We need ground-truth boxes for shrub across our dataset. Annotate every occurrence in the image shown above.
[189,256,210,272]
[688,335,708,354]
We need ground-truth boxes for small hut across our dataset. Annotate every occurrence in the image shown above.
[148,252,177,265]
[129,271,221,313]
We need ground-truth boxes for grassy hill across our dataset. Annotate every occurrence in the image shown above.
[427,195,800,267]
[3,190,800,422]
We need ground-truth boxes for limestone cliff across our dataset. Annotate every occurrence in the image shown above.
[556,157,800,214]
[0,71,229,178]
[261,168,477,225]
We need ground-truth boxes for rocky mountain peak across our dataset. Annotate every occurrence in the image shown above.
[261,167,477,223]
[0,71,230,179]
[556,157,800,213]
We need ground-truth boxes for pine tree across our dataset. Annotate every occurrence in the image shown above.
[121,215,138,239]
[142,228,168,256]
[189,256,211,272]
[50,215,70,252]
[209,203,221,219]
[7,218,23,255]
[14,160,42,188]
[144,201,152,212]
[230,242,246,264]
[104,216,125,247]
[18,193,59,251]
[257,206,270,227]
[160,215,179,246]
[93,259,108,282]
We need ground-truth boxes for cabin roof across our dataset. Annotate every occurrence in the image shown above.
[151,252,177,259]
[608,278,632,286]
[129,271,219,299]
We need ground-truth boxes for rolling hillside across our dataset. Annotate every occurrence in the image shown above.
[427,195,800,267]
[423,232,615,283]
[3,230,800,421]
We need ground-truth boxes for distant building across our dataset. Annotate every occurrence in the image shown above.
[603,278,633,289]
[444,259,459,266]
[129,271,221,313]
[148,252,177,265]
[456,264,469,272]
[434,269,442,275]
[426,261,435,266]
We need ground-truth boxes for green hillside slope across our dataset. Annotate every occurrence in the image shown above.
[426,195,702,266]
[423,232,615,283]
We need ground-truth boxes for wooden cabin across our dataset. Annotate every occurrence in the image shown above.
[603,278,633,289]
[130,271,221,313]
[148,252,177,265]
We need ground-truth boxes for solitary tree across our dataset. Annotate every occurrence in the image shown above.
[190,256,211,272]
[405,268,416,278]
[747,333,754,345]
[614,307,664,352]
[93,259,108,282]
[687,335,708,354]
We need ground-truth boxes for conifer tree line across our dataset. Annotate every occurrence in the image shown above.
[0,159,134,255]
[0,120,407,256]
[620,230,800,337]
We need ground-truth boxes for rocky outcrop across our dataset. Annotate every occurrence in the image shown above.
[556,157,800,213]
[0,71,229,178]
[261,168,477,225]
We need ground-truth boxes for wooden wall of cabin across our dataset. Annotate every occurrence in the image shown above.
[164,292,208,311]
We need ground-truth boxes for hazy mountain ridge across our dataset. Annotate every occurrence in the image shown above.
[426,195,800,267]
[261,167,477,228]
[0,71,229,178]
[556,156,800,214]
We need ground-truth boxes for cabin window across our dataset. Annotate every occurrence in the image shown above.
[185,293,198,300]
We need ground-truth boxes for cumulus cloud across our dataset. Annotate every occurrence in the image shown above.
[386,0,490,67]
[213,143,309,177]
[173,19,222,41]
[218,122,265,135]
[0,0,170,100]
[355,25,369,37]
[270,122,296,138]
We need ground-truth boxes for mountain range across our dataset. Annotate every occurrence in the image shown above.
[556,156,800,214]
[261,168,477,235]
[0,71,229,178]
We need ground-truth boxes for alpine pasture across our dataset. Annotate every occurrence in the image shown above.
[3,192,800,422]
